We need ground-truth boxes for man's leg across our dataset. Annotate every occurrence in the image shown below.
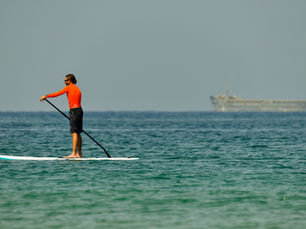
[66,133,82,158]
[77,133,82,157]
[72,133,78,155]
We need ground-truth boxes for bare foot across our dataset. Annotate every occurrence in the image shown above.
[75,153,82,158]
[64,153,77,158]
[64,153,82,158]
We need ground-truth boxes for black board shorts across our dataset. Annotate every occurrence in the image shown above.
[69,107,83,133]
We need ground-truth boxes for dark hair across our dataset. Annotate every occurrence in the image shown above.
[65,74,77,84]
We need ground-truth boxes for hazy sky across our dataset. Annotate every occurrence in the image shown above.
[1,0,305,111]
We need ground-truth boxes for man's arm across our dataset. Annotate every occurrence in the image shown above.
[40,87,68,102]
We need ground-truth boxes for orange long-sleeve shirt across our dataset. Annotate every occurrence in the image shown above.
[46,84,82,109]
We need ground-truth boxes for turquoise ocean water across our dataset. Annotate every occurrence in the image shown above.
[0,111,305,229]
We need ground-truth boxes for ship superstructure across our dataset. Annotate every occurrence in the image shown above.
[210,95,306,112]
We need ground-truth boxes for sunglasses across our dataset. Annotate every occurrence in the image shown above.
[65,79,70,82]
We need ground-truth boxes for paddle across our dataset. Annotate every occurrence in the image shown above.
[44,98,112,158]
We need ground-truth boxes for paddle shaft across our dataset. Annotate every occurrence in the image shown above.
[45,98,111,158]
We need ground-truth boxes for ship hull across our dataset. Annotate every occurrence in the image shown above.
[210,96,306,112]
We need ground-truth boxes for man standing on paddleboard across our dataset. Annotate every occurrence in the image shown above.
[40,74,83,158]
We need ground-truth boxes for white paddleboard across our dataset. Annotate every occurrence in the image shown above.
[0,155,138,161]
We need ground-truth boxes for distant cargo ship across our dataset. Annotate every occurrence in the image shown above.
[210,95,306,112]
